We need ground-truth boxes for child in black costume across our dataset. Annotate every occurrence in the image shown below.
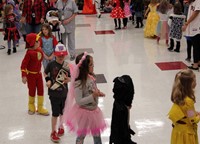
[110,75,137,144]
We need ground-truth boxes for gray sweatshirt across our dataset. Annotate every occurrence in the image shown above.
[75,77,98,110]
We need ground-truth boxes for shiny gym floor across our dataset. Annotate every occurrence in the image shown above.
[0,13,200,144]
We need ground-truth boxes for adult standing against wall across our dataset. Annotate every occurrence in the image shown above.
[56,0,78,61]
[182,0,200,70]
[20,0,46,34]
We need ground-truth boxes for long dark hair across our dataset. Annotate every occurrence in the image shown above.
[40,23,53,37]
[173,2,182,15]
[75,53,92,87]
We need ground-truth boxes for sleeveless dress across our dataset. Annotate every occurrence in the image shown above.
[110,0,125,18]
[144,4,160,37]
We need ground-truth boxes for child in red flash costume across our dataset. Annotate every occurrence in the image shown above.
[21,33,49,116]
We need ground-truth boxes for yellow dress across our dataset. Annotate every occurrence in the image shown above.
[168,97,200,144]
[144,4,160,38]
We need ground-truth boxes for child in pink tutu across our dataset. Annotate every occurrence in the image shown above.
[63,52,107,144]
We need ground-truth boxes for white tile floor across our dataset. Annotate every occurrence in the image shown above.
[0,13,200,144]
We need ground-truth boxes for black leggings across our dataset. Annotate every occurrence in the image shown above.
[114,18,121,28]
[123,18,128,27]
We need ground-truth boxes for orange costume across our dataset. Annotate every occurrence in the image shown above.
[82,0,96,14]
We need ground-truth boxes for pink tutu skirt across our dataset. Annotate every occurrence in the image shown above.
[65,104,107,136]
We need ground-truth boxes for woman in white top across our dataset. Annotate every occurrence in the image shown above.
[182,0,200,70]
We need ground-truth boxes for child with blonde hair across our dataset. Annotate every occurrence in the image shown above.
[168,69,200,144]
[144,0,160,38]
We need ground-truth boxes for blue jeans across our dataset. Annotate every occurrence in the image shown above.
[7,40,17,49]
[26,23,41,34]
[76,135,102,144]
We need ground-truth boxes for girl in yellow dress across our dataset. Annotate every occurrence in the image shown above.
[168,69,200,144]
[144,0,160,38]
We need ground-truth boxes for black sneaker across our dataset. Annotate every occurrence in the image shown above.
[70,55,75,61]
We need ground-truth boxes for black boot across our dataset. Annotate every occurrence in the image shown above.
[135,17,139,28]
[7,49,11,55]
[168,39,174,51]
[174,41,180,52]
[13,47,17,53]
[139,17,143,27]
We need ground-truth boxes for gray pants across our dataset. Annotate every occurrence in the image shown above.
[61,31,75,57]
[76,135,102,144]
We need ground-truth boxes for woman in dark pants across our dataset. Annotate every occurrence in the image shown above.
[182,0,200,70]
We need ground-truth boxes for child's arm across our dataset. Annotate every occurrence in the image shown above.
[21,52,31,84]
[44,64,52,88]
[144,7,150,18]
[75,86,96,106]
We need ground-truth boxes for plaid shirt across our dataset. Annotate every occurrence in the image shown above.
[22,0,46,24]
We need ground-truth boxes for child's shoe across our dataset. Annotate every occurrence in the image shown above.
[58,128,64,137]
[174,49,180,53]
[157,37,160,44]
[13,47,17,53]
[185,58,191,62]
[166,40,169,46]
[51,131,60,143]
[7,49,11,55]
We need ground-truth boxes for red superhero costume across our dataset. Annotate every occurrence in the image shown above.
[21,33,49,116]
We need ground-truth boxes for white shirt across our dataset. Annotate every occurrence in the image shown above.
[186,0,200,36]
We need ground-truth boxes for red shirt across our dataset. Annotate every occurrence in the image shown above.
[22,0,46,24]
[21,47,43,77]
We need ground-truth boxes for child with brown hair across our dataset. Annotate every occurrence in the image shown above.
[21,33,49,116]
[3,4,20,55]
[38,23,58,70]
[63,52,107,144]
[168,69,200,144]
[168,2,186,52]
[44,43,70,143]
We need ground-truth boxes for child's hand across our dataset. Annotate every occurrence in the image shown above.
[22,77,27,84]
[46,81,52,88]
[93,89,105,97]
[63,76,70,84]
[182,24,187,32]
[99,91,105,97]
